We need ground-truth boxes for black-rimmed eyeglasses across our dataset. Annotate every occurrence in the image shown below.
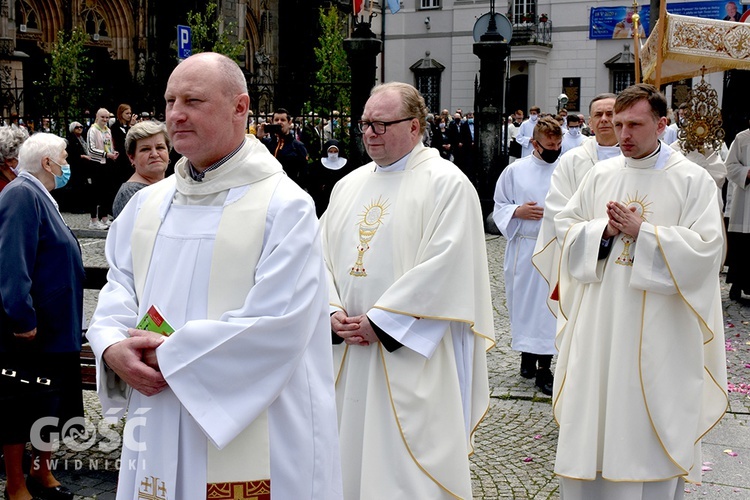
[357,117,415,135]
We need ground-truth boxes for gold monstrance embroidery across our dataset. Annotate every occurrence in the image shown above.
[350,196,389,277]
[615,191,652,266]
[138,476,167,500]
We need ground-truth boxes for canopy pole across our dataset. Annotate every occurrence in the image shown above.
[655,0,667,87]
[633,0,642,83]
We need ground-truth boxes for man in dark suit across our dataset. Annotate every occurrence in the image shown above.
[457,111,476,181]
[258,108,309,188]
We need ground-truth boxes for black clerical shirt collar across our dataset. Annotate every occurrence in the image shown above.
[188,139,246,181]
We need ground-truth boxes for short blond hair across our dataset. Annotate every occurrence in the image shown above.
[370,82,428,134]
[533,116,563,142]
[125,121,171,156]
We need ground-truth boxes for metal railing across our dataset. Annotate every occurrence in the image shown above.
[510,20,552,46]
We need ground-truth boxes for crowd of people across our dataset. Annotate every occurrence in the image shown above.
[0,50,740,500]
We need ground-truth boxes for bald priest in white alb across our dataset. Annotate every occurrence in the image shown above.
[87,53,342,500]
[322,82,494,499]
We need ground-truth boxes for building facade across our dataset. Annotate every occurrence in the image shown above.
[0,0,334,125]
[371,0,732,121]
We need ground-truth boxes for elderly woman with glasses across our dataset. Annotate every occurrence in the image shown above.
[112,120,171,218]
[0,124,30,193]
[0,133,84,500]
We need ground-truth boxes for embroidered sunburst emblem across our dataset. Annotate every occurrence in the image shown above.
[616,191,652,267]
[350,197,390,277]
[622,191,652,222]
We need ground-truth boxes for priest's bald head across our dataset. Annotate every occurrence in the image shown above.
[165,52,250,170]
[360,82,428,166]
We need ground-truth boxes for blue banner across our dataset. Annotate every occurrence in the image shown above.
[589,1,747,40]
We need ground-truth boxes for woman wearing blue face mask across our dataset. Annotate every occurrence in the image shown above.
[0,133,84,500]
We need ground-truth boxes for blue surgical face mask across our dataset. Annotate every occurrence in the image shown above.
[568,127,580,137]
[50,159,71,189]
[467,118,474,125]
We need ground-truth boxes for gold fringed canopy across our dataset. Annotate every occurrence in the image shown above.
[641,13,750,86]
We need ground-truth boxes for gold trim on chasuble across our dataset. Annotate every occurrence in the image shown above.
[207,480,271,500]
[350,196,390,277]
[615,191,653,267]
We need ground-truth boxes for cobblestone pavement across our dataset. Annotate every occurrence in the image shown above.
[1,215,748,498]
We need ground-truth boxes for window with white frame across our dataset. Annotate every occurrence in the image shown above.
[420,0,440,10]
[513,0,536,23]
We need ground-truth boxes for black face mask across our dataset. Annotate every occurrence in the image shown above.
[536,144,561,164]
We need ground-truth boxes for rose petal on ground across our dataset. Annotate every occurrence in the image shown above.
[522,456,533,462]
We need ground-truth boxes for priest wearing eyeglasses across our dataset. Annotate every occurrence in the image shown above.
[320,82,495,499]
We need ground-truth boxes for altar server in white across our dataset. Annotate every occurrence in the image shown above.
[532,93,620,316]
[515,106,541,157]
[86,52,342,500]
[560,114,585,155]
[493,116,562,395]
[321,82,494,500]
[553,84,727,499]
[725,123,750,300]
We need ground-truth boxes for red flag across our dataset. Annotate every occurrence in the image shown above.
[353,0,364,15]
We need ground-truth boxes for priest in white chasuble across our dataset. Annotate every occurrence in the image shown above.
[553,84,727,499]
[86,53,342,500]
[321,82,494,500]
[532,93,620,319]
[493,116,562,396]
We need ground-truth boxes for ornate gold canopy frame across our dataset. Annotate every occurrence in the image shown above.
[639,1,750,86]
[627,1,750,153]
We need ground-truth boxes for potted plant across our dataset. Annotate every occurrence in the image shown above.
[522,12,534,23]
[539,13,548,23]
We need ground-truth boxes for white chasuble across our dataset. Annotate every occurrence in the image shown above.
[492,154,557,354]
[321,143,494,500]
[532,138,620,318]
[553,146,728,487]
[88,137,342,500]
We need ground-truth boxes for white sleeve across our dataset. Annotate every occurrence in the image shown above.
[367,308,447,359]
[492,165,521,239]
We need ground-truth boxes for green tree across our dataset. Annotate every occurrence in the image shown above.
[186,2,244,62]
[42,27,93,134]
[313,6,351,116]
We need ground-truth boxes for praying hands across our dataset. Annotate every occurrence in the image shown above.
[604,201,641,239]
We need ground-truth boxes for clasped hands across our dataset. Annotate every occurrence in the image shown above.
[102,328,168,397]
[331,311,379,347]
[603,201,641,239]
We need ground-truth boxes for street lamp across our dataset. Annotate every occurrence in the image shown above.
[557,93,569,113]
